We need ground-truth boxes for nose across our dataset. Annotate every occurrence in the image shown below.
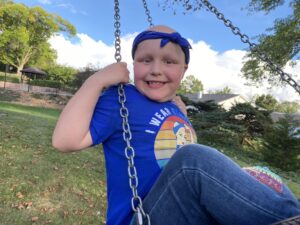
[150,61,161,76]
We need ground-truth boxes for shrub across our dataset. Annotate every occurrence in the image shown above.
[0,74,20,83]
[30,79,61,88]
[261,115,300,171]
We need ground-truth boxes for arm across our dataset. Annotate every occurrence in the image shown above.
[52,62,129,152]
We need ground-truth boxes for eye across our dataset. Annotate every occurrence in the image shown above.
[164,58,178,65]
[143,58,151,64]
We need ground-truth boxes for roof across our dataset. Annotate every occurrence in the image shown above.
[20,67,47,75]
[184,93,241,103]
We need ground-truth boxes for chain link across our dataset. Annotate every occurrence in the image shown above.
[142,0,154,27]
[114,0,122,62]
[200,0,300,95]
[114,0,150,224]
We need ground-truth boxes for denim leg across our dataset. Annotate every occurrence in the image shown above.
[141,144,300,225]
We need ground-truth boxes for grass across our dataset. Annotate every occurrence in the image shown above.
[0,100,299,225]
[0,102,107,225]
[219,145,300,198]
[0,72,20,83]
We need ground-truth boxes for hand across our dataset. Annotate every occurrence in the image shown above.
[172,96,187,116]
[91,62,130,88]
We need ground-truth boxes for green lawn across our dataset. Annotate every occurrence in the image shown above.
[0,102,107,225]
[0,101,299,225]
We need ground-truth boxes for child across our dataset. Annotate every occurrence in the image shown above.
[52,25,300,225]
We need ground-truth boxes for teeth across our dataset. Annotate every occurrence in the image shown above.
[148,81,163,84]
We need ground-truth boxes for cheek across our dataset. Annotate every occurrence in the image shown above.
[133,64,145,79]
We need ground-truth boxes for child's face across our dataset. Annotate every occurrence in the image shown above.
[133,38,188,102]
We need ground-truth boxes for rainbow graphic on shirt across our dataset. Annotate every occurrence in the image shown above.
[154,116,197,168]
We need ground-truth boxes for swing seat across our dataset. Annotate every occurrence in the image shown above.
[270,215,300,225]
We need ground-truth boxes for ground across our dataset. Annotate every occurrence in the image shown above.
[0,89,71,109]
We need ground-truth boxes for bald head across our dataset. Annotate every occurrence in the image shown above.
[147,25,176,33]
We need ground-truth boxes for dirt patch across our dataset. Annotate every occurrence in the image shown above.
[0,89,72,109]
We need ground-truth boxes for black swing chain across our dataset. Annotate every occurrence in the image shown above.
[142,0,154,27]
[114,0,151,224]
[199,0,300,95]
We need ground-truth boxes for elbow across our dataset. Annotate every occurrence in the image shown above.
[52,136,74,153]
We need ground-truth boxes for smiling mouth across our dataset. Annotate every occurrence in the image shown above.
[146,81,166,88]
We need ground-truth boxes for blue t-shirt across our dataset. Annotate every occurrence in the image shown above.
[90,84,197,225]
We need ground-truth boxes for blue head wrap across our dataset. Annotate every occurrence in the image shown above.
[132,30,192,64]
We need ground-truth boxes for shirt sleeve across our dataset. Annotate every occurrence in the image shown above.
[89,86,120,146]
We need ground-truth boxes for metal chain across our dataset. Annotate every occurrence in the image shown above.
[142,0,154,27]
[114,0,122,62]
[200,0,300,95]
[114,0,150,224]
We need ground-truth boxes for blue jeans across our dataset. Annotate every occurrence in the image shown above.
[134,144,300,225]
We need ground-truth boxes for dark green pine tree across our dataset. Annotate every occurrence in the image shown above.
[262,115,300,171]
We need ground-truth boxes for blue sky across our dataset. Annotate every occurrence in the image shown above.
[15,0,291,51]
[13,0,300,102]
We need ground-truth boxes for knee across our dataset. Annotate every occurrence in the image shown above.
[172,144,239,176]
[177,144,219,159]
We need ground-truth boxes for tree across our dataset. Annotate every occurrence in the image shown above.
[28,42,57,70]
[261,115,300,171]
[208,86,233,94]
[159,0,299,88]
[0,3,76,74]
[241,0,299,87]
[72,65,97,89]
[0,0,13,7]
[228,103,272,138]
[275,101,300,113]
[45,64,78,86]
[255,94,278,111]
[177,75,203,94]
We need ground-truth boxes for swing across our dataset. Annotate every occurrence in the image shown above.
[112,0,300,224]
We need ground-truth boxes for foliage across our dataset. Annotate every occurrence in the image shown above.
[0,0,13,7]
[184,98,273,149]
[177,74,203,94]
[255,94,278,111]
[208,86,233,94]
[227,103,273,137]
[241,0,299,86]
[275,101,300,113]
[44,64,78,86]
[0,72,19,83]
[28,42,57,70]
[261,115,300,171]
[0,2,76,74]
[72,66,97,89]
[30,79,61,89]
[192,110,246,148]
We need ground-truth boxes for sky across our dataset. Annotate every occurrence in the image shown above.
[14,0,300,102]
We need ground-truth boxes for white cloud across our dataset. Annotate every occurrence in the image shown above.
[49,33,300,102]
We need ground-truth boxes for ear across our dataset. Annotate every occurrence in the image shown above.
[181,64,188,80]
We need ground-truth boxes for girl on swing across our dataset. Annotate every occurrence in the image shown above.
[52,25,300,225]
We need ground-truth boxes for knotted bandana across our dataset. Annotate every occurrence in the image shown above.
[132,30,192,64]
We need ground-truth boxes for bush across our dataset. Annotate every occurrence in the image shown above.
[30,79,61,88]
[227,103,272,138]
[0,74,19,83]
[191,110,246,149]
[261,115,300,171]
[72,69,96,89]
